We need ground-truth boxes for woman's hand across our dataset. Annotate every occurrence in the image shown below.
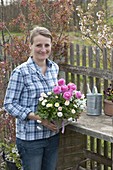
[41,119,57,132]
[28,112,57,132]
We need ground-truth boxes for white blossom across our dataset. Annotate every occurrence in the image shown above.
[71,109,76,114]
[40,92,48,98]
[55,102,59,107]
[46,103,53,107]
[47,92,52,95]
[55,95,58,98]
[57,112,63,117]
[81,94,85,99]
[65,100,70,106]
[42,101,46,106]
[39,97,44,101]
[43,99,47,103]
[58,106,62,111]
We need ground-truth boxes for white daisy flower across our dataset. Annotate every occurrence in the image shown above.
[42,101,46,106]
[71,109,76,114]
[81,94,85,99]
[55,102,59,107]
[58,106,62,111]
[43,99,47,103]
[40,92,47,98]
[46,103,53,107]
[47,92,52,95]
[55,95,58,98]
[57,112,63,117]
[39,97,44,101]
[65,100,70,106]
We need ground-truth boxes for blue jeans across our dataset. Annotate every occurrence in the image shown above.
[16,133,60,170]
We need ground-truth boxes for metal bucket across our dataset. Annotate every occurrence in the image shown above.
[86,93,102,116]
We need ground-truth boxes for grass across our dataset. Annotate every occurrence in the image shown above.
[68,31,93,46]
[0,30,91,49]
[0,31,24,38]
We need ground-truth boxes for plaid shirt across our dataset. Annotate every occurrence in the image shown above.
[4,57,59,140]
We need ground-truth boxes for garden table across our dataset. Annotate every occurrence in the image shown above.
[67,112,113,169]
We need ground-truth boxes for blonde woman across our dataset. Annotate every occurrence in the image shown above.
[4,26,59,170]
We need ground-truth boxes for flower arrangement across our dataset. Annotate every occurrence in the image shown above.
[36,78,86,131]
[103,84,113,102]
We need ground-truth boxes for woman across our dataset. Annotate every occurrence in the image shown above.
[4,26,59,170]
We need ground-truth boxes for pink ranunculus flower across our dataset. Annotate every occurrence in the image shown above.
[75,91,82,99]
[61,85,68,93]
[67,83,77,91]
[63,91,72,100]
[58,78,65,86]
[68,89,73,96]
[53,86,61,94]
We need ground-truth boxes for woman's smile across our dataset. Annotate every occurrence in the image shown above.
[30,34,52,64]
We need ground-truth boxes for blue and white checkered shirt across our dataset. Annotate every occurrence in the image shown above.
[4,57,59,140]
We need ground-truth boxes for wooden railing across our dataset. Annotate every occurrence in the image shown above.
[57,43,113,170]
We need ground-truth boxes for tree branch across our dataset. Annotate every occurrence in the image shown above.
[39,0,51,21]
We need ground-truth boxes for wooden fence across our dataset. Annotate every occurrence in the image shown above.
[60,43,113,94]
[57,43,113,170]
[0,43,113,169]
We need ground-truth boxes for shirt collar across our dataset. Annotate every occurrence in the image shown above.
[26,57,52,72]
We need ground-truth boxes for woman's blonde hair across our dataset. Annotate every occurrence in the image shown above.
[30,26,52,44]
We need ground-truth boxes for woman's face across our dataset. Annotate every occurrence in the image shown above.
[30,34,52,63]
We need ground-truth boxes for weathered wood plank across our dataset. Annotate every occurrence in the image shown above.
[67,112,113,143]
[82,46,87,94]
[104,141,109,170]
[111,143,113,170]
[84,150,112,167]
[97,139,102,170]
[64,42,69,83]
[103,48,108,92]
[76,44,80,90]
[88,46,94,91]
[59,64,113,80]
[95,47,101,92]
[70,43,75,82]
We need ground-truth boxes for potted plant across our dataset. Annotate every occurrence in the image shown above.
[36,78,86,133]
[103,84,113,116]
[1,143,21,170]
[0,108,21,170]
